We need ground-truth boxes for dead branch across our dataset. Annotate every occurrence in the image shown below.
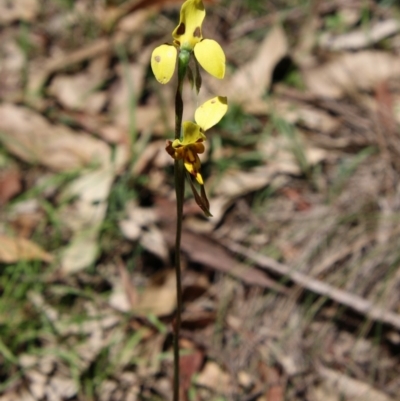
[221,240,400,331]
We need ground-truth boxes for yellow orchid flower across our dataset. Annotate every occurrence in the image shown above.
[166,96,228,184]
[151,0,225,84]
[166,121,206,184]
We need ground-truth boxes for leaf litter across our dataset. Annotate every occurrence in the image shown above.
[1,1,400,400]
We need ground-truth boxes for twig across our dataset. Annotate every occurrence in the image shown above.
[221,240,400,331]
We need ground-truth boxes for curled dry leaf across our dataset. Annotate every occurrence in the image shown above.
[0,235,53,263]
[303,51,400,98]
[0,104,111,172]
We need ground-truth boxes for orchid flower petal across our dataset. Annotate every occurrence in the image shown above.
[195,96,228,131]
[151,44,177,84]
[172,0,205,50]
[181,121,206,145]
[194,39,225,79]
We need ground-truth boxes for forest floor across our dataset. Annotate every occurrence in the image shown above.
[1,0,400,400]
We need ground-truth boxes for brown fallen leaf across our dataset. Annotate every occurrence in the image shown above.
[206,134,326,224]
[210,25,288,106]
[119,201,169,262]
[59,167,115,274]
[180,346,204,401]
[26,33,126,99]
[196,361,231,393]
[259,363,285,401]
[109,47,152,131]
[0,0,39,24]
[320,19,400,51]
[303,51,400,98]
[48,74,107,114]
[0,37,25,99]
[0,104,111,172]
[131,269,177,317]
[0,167,22,205]
[271,97,340,134]
[0,235,53,263]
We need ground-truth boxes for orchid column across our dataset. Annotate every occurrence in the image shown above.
[150,1,228,399]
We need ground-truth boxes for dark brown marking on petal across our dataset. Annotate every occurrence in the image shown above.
[193,27,201,38]
[177,23,185,35]
[154,55,161,62]
[211,100,216,104]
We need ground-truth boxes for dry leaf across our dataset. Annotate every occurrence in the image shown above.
[0,235,53,263]
[132,269,176,317]
[303,51,400,98]
[320,19,400,51]
[180,348,204,397]
[0,38,25,98]
[271,98,339,133]
[0,167,21,205]
[48,55,109,113]
[59,167,115,273]
[196,361,231,393]
[0,0,39,24]
[49,74,107,114]
[46,376,78,400]
[0,104,111,172]
[109,48,151,129]
[211,25,288,105]
[59,167,115,232]
[26,369,47,400]
[119,201,169,262]
[132,140,171,176]
[109,284,132,312]
[60,233,99,274]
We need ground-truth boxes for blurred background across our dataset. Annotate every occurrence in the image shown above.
[1,0,400,400]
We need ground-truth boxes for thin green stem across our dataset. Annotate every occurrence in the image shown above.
[173,49,189,401]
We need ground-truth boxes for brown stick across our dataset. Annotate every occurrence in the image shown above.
[222,240,400,330]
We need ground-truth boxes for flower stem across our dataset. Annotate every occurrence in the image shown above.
[173,49,189,401]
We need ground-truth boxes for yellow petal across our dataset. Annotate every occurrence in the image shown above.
[184,150,203,185]
[195,96,228,131]
[151,44,177,84]
[181,121,206,145]
[194,39,225,79]
[172,0,205,50]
